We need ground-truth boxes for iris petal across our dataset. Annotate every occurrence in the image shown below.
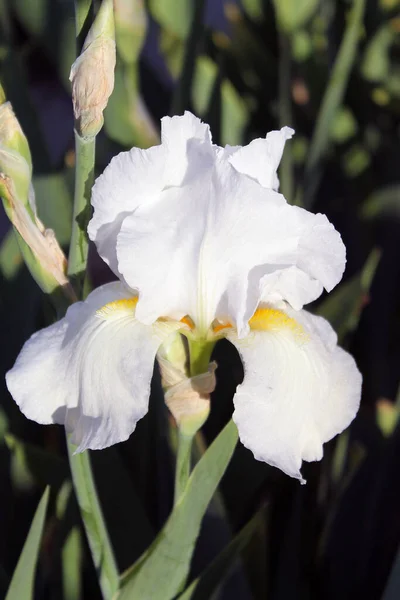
[228,306,362,482]
[6,282,180,451]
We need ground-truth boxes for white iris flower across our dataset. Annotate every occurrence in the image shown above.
[6,112,362,482]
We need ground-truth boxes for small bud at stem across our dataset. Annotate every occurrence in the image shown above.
[0,102,32,204]
[70,0,116,139]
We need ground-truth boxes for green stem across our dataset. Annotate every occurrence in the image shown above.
[173,339,215,505]
[278,33,294,204]
[67,440,119,600]
[188,339,215,376]
[174,431,194,504]
[67,132,95,297]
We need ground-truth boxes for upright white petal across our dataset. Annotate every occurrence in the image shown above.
[228,306,362,482]
[229,126,294,190]
[116,156,345,334]
[88,111,214,275]
[6,282,178,451]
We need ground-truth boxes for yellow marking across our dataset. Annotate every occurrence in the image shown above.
[96,296,138,318]
[249,307,305,337]
[212,320,233,334]
[180,315,195,330]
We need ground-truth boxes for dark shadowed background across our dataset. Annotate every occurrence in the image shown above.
[1,0,400,598]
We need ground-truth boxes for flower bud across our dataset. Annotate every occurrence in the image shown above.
[159,356,216,436]
[0,99,75,299]
[0,174,75,299]
[70,0,116,139]
[114,0,148,65]
[0,102,32,205]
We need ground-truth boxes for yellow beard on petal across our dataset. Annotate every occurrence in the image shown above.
[96,296,138,319]
[249,307,306,338]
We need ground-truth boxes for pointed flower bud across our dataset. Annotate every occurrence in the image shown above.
[0,100,75,299]
[0,102,32,205]
[0,174,75,299]
[70,0,116,139]
[114,0,148,65]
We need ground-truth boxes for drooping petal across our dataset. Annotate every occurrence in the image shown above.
[228,306,362,482]
[116,155,345,335]
[88,111,214,275]
[6,282,179,451]
[228,126,294,190]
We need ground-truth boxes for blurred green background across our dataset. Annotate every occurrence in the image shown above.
[1,0,400,598]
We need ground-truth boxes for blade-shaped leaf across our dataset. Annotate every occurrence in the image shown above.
[192,56,247,146]
[67,441,119,600]
[360,185,400,220]
[5,486,50,600]
[316,248,380,342]
[5,434,68,491]
[62,526,83,600]
[33,173,73,245]
[118,420,239,600]
[301,0,366,208]
[177,508,263,600]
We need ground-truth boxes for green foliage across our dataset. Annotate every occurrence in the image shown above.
[192,56,247,146]
[118,420,238,600]
[2,0,400,598]
[301,0,366,207]
[361,184,400,220]
[149,0,193,39]
[317,248,380,342]
[273,0,318,33]
[67,444,119,600]
[178,508,263,599]
[5,487,49,600]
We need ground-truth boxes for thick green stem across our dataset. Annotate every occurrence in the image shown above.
[67,132,95,297]
[188,339,215,376]
[173,339,215,505]
[67,441,119,600]
[174,431,194,504]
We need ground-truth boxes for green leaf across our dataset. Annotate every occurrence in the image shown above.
[62,526,83,600]
[104,61,159,149]
[192,57,247,146]
[171,0,206,115]
[53,481,83,600]
[361,24,394,83]
[360,184,400,220]
[91,448,154,572]
[330,107,358,144]
[149,0,192,39]
[0,228,22,279]
[177,508,263,600]
[67,441,119,600]
[118,420,239,600]
[5,486,50,600]
[317,248,380,342]
[241,0,263,21]
[292,30,312,62]
[33,173,73,245]
[273,0,318,33]
[342,144,371,177]
[301,0,366,208]
[5,433,68,491]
